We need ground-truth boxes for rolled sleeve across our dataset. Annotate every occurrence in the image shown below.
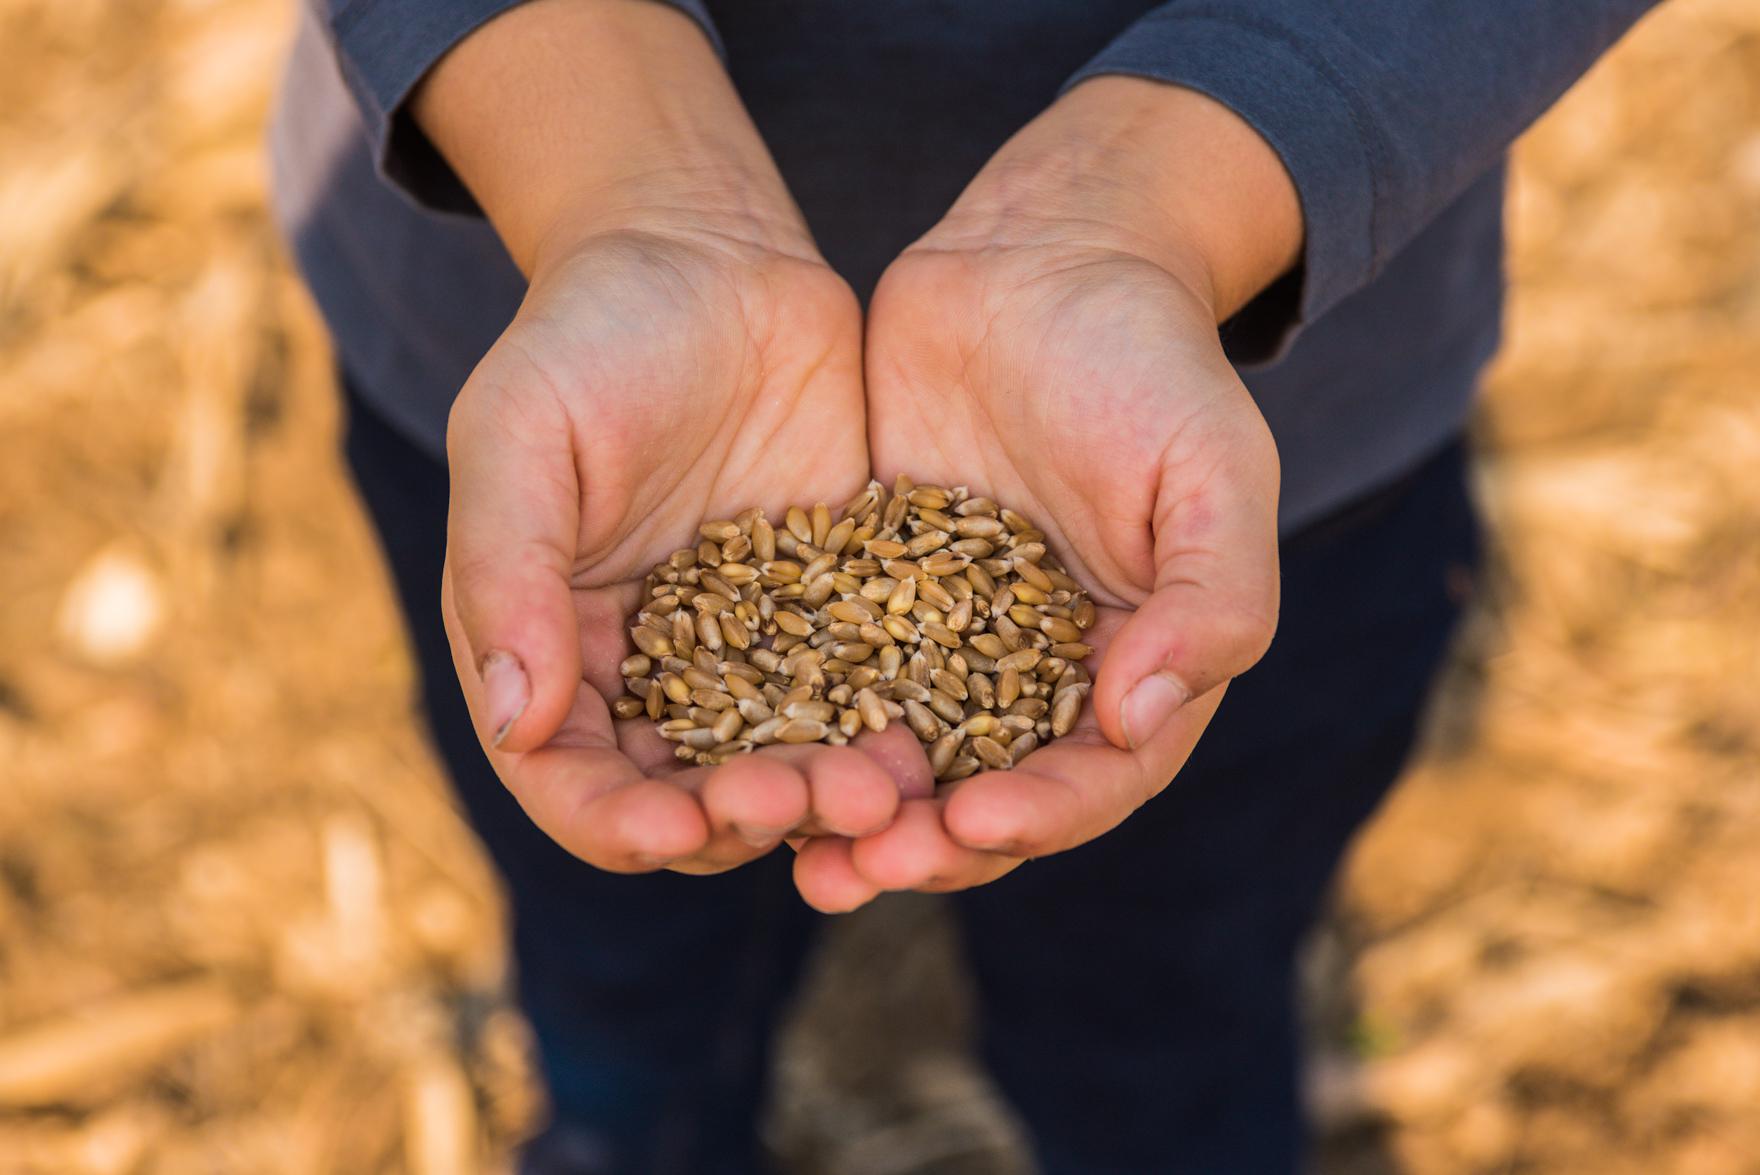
[317,0,722,213]
[1068,12,1377,361]
[1067,1,1659,364]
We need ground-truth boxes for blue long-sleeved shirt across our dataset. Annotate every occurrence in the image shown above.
[271,0,1659,533]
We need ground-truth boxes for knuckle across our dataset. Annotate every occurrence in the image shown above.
[1215,598,1279,672]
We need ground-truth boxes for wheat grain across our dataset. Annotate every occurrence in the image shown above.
[621,482,1096,781]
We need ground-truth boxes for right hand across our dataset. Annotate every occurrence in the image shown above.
[419,0,915,877]
[443,222,906,875]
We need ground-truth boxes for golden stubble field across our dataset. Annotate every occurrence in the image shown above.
[1,2,1757,1172]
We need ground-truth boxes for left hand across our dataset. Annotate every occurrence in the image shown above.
[792,79,1300,911]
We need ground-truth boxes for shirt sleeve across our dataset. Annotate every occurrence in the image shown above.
[1065,1,1662,363]
[307,0,722,214]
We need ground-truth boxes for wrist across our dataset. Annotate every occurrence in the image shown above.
[930,76,1302,321]
[523,159,820,282]
[415,0,815,275]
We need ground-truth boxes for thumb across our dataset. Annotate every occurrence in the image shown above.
[1093,454,1280,753]
[443,367,582,754]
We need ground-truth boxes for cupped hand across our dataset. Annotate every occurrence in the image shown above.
[443,227,908,876]
[794,183,1287,910]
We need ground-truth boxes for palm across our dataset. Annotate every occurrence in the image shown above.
[872,241,1276,690]
[871,252,1163,592]
[516,233,869,584]
[444,233,897,872]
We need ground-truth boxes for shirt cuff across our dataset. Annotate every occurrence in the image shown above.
[327,0,722,215]
[1065,9,1381,365]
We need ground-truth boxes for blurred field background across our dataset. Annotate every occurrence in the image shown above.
[1,1,1757,1172]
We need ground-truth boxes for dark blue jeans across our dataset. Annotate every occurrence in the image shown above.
[344,388,1480,1175]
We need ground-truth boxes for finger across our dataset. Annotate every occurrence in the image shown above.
[732,742,902,839]
[1095,432,1279,752]
[637,751,820,873]
[445,581,705,870]
[792,837,883,913]
[602,752,803,876]
[662,831,782,876]
[847,798,1023,893]
[644,755,811,877]
[849,722,938,801]
[444,355,582,752]
[694,752,811,848]
[802,745,901,837]
[514,754,710,871]
[917,852,1024,894]
[942,687,1224,857]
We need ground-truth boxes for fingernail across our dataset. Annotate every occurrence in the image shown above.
[481,651,529,748]
[1122,671,1191,749]
[733,824,787,847]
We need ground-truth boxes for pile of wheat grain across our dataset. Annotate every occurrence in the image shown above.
[622,481,1094,780]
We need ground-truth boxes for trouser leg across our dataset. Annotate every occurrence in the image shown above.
[340,387,823,1174]
[955,440,1481,1174]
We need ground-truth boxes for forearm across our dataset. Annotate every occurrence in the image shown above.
[1061,0,1661,328]
[411,0,810,274]
[930,77,1302,323]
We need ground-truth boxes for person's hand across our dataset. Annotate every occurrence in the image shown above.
[792,78,1302,910]
[418,0,908,876]
[444,225,918,876]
